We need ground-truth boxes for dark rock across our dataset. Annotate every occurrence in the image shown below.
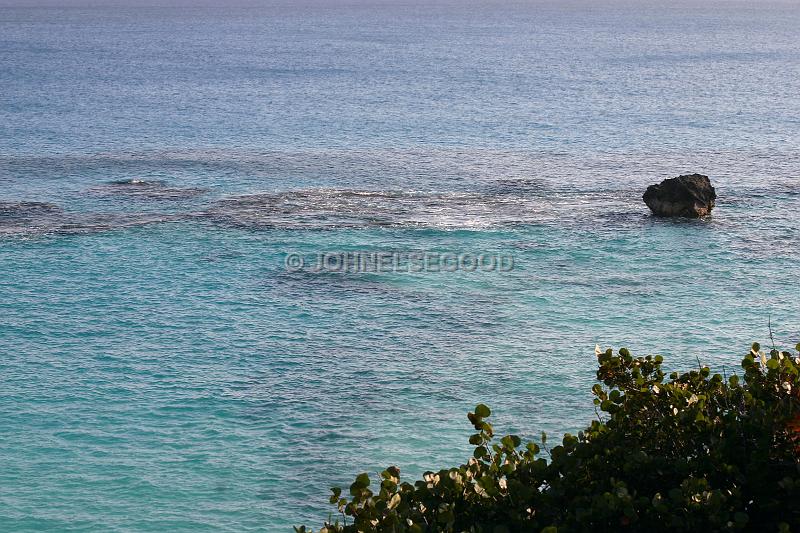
[643,174,716,218]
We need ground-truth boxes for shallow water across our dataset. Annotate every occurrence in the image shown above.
[1,2,799,531]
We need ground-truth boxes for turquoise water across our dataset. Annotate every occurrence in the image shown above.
[1,2,800,531]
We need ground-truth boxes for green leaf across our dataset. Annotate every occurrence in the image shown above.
[475,404,491,418]
[478,475,495,490]
[473,446,488,459]
[353,473,370,489]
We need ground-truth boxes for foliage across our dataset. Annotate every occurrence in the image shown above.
[298,343,800,532]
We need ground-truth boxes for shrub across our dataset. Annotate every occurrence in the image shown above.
[299,343,800,533]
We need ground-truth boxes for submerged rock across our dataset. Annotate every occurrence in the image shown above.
[643,174,716,218]
[0,201,62,217]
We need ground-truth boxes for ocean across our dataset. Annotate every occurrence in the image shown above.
[1,1,799,530]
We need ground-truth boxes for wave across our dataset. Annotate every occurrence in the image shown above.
[88,179,208,201]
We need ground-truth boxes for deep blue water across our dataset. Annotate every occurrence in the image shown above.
[1,2,799,530]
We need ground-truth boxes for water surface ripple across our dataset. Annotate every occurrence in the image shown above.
[1,2,799,531]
